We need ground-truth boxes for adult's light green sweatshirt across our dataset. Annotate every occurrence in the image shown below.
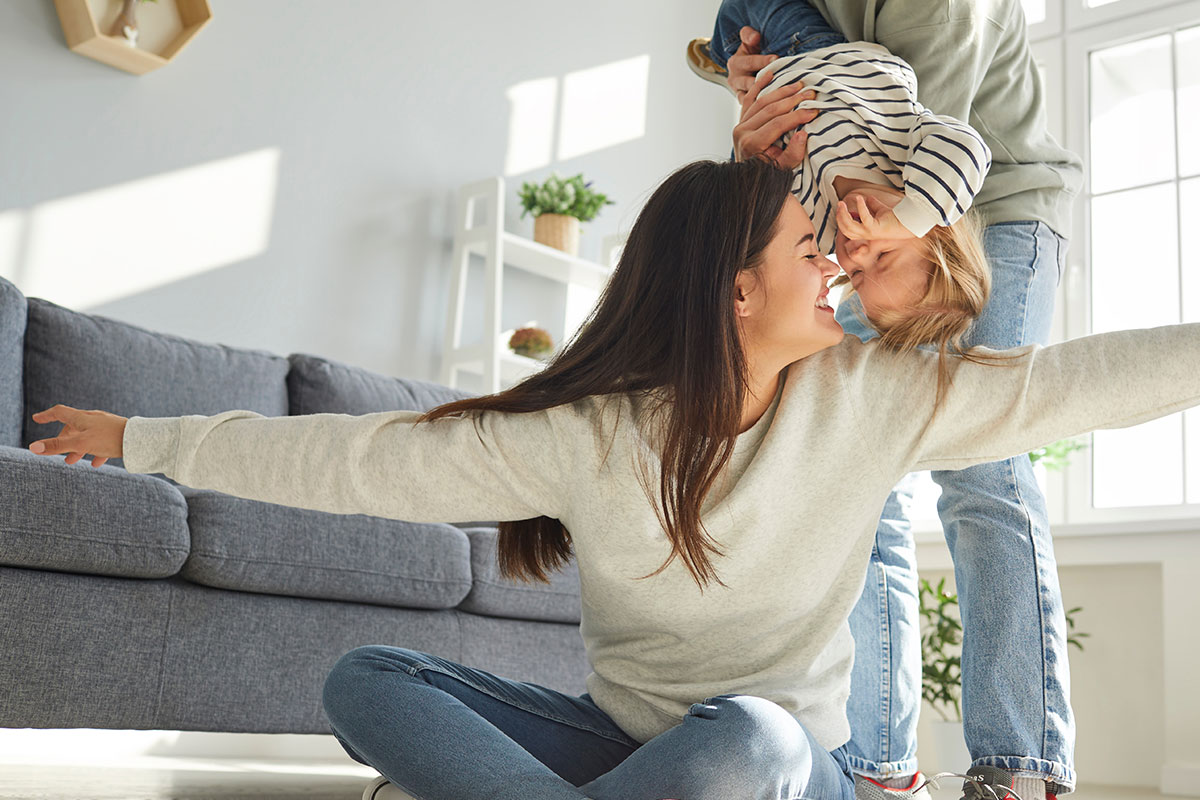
[121,324,1200,750]
[807,0,1084,234]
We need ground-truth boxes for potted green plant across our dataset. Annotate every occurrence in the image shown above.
[507,326,554,360]
[920,576,1089,767]
[517,172,614,257]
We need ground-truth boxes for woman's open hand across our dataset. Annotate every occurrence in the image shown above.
[28,405,127,467]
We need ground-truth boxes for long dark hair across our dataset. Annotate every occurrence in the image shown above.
[417,158,796,592]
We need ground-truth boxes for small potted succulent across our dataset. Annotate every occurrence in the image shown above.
[508,326,554,360]
[517,172,614,257]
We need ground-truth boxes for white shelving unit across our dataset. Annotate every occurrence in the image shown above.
[441,176,623,393]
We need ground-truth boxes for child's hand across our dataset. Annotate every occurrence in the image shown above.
[836,194,916,241]
[28,405,127,467]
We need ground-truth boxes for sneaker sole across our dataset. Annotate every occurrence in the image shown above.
[686,38,735,98]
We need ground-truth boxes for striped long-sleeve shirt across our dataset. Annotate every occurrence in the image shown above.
[764,41,993,254]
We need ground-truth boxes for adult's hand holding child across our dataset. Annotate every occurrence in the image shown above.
[729,27,818,170]
[29,405,127,468]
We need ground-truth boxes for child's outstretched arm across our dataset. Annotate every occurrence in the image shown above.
[891,110,993,238]
[29,405,579,524]
[838,323,1200,475]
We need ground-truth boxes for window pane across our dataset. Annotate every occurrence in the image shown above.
[1182,177,1200,324]
[1090,183,1178,335]
[1090,34,1174,194]
[1183,179,1200,505]
[1188,410,1200,504]
[1178,26,1200,178]
[1022,0,1046,24]
[1093,416,1184,508]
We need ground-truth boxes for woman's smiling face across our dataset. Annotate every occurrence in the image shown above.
[735,195,844,362]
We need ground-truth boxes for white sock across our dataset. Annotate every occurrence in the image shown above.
[1011,776,1048,800]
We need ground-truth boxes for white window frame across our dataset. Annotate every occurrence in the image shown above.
[912,0,1200,536]
[1058,0,1200,526]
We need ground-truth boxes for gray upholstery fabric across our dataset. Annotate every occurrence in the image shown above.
[285,351,500,529]
[286,352,477,415]
[0,565,172,729]
[0,277,26,448]
[0,445,189,579]
[23,297,290,472]
[178,486,474,610]
[457,527,582,624]
[0,567,589,733]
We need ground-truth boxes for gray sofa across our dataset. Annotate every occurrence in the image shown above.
[0,274,588,735]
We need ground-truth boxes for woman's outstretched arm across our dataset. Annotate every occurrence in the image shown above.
[31,405,579,524]
[837,322,1200,474]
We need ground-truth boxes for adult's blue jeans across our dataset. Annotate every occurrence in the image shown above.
[836,221,1077,795]
[322,645,857,800]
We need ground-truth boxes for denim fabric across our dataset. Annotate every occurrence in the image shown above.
[0,276,26,449]
[708,0,846,70]
[0,444,189,579]
[178,486,475,610]
[835,222,1077,794]
[22,296,289,474]
[323,646,858,800]
[457,527,583,624]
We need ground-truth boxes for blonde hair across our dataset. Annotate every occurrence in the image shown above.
[833,210,1022,413]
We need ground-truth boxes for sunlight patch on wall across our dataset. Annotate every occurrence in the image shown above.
[558,55,650,161]
[503,55,650,176]
[504,78,559,177]
[1,148,280,310]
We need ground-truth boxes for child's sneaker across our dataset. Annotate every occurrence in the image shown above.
[361,775,417,800]
[686,37,735,96]
[854,771,933,799]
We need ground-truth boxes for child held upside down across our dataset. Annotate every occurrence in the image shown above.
[690,0,994,360]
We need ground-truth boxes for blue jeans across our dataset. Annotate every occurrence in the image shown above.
[836,222,1077,795]
[707,0,845,71]
[322,645,857,800]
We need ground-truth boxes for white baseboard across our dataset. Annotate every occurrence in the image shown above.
[1162,763,1200,797]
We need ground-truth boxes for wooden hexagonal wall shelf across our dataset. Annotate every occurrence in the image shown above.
[54,0,212,75]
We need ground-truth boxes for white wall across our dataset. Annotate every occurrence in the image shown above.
[0,0,732,385]
[914,563,1165,790]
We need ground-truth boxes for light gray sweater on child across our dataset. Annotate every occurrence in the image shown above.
[122,324,1200,750]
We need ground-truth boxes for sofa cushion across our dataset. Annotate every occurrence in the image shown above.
[286,352,477,416]
[456,527,581,624]
[0,277,26,448]
[22,297,289,473]
[178,487,474,609]
[285,352,498,528]
[0,445,190,578]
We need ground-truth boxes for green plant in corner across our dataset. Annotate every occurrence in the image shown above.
[517,173,614,222]
[919,577,1088,723]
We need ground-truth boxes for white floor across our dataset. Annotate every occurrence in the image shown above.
[0,755,1177,800]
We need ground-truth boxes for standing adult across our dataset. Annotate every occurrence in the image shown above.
[721,2,1084,799]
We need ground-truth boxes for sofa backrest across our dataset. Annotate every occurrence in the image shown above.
[23,297,289,471]
[286,352,476,416]
[0,277,26,449]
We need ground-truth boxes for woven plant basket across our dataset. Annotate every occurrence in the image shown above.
[533,213,580,256]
